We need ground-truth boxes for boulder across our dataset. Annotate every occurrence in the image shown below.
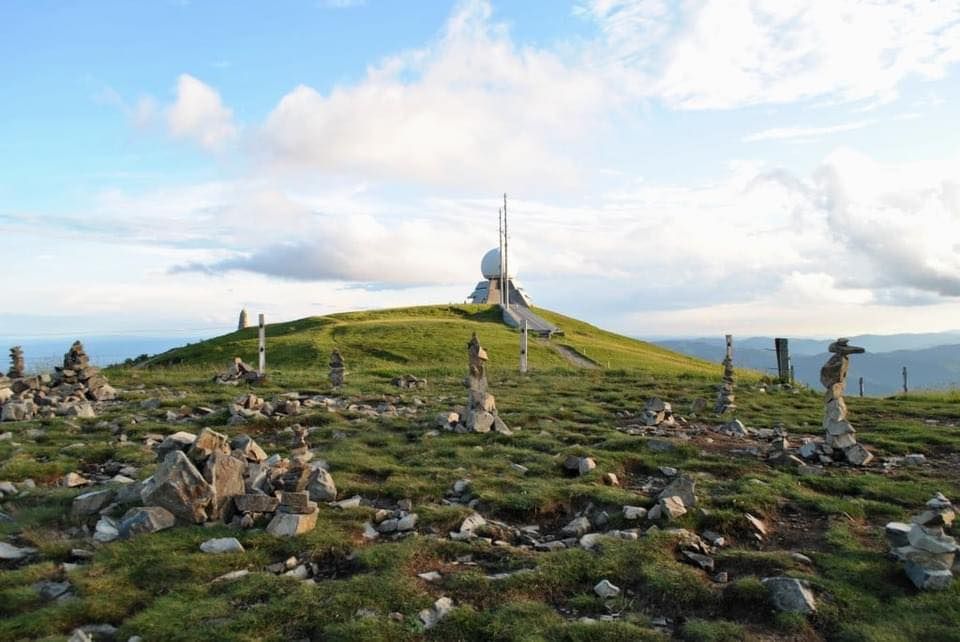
[623,506,648,520]
[143,451,215,524]
[203,452,246,520]
[155,431,197,461]
[266,509,318,537]
[657,496,687,520]
[762,576,816,613]
[71,489,115,519]
[904,562,954,591]
[658,475,697,507]
[187,428,230,464]
[307,467,337,502]
[230,435,267,463]
[118,506,176,538]
[1,400,36,422]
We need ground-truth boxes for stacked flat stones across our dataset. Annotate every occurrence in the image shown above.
[886,493,957,590]
[714,335,736,414]
[329,350,345,387]
[1,341,116,422]
[463,333,511,434]
[820,338,872,466]
[71,427,338,540]
[53,341,116,401]
[7,346,24,379]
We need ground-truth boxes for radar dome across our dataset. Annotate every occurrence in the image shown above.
[481,248,507,279]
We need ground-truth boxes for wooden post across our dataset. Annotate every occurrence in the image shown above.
[520,319,528,373]
[859,376,864,397]
[258,313,266,376]
[902,366,908,394]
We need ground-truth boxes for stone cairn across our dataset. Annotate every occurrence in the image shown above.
[329,350,345,387]
[820,338,872,466]
[70,427,339,540]
[238,308,249,331]
[885,493,957,590]
[462,333,511,434]
[213,357,261,385]
[715,335,736,414]
[0,341,116,422]
[7,346,25,379]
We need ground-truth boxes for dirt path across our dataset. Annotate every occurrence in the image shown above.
[545,342,600,369]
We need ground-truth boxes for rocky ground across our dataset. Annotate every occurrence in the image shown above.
[1,356,959,641]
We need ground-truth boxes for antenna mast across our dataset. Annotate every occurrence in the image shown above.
[498,208,505,306]
[503,193,509,308]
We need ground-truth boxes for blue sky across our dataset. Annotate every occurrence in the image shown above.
[2,0,960,340]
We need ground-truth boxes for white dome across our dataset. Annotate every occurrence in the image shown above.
[481,248,505,279]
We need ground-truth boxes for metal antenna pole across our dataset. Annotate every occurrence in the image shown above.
[503,193,509,308]
[498,208,504,306]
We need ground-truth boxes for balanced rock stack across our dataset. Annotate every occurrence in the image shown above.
[463,333,511,434]
[820,338,872,466]
[1,340,118,422]
[885,493,957,590]
[329,350,345,387]
[7,346,25,379]
[72,427,338,540]
[237,308,249,331]
[714,335,736,414]
[53,341,117,402]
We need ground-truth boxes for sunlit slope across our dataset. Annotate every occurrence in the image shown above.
[146,304,719,377]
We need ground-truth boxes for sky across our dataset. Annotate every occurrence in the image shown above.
[2,0,960,341]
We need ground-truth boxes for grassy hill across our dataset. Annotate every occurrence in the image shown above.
[143,304,722,379]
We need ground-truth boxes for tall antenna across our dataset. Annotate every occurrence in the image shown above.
[503,193,509,308]
[498,207,505,306]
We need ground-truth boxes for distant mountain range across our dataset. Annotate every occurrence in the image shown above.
[651,332,960,396]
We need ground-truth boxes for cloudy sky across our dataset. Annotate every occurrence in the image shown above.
[2,0,960,340]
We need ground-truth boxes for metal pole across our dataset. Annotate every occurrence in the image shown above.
[859,376,864,397]
[902,366,908,394]
[498,207,504,306]
[258,313,266,376]
[520,319,528,373]
[503,193,509,308]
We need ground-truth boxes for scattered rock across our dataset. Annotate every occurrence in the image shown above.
[593,579,621,598]
[763,576,816,613]
[200,537,245,554]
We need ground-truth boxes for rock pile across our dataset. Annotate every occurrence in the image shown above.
[715,334,736,414]
[0,341,116,422]
[71,427,338,541]
[819,338,872,466]
[393,374,426,389]
[7,346,24,378]
[641,398,676,427]
[886,493,957,590]
[329,350,345,387]
[213,357,262,385]
[454,333,511,434]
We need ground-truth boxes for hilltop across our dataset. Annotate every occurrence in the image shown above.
[144,304,721,379]
[0,306,959,642]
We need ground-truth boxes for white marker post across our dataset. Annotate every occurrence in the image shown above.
[520,319,528,373]
[258,313,266,376]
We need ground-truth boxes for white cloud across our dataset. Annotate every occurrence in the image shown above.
[258,0,611,188]
[583,0,960,109]
[743,120,876,142]
[167,74,237,150]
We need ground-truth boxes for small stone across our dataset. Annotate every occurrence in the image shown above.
[885,522,912,548]
[266,510,318,537]
[578,457,597,475]
[657,496,687,520]
[418,571,442,582]
[71,489,115,519]
[0,541,37,560]
[561,516,592,537]
[593,579,621,598]
[200,537,245,554]
[844,443,874,466]
[623,506,647,520]
[762,576,816,613]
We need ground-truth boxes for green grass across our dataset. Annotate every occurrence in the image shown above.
[1,304,959,641]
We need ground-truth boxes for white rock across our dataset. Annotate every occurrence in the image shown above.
[593,579,621,598]
[200,537,245,554]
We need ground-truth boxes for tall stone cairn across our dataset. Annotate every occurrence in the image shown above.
[329,349,345,387]
[715,334,736,414]
[7,346,25,379]
[238,308,249,331]
[53,341,116,401]
[464,333,510,434]
[820,338,872,466]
